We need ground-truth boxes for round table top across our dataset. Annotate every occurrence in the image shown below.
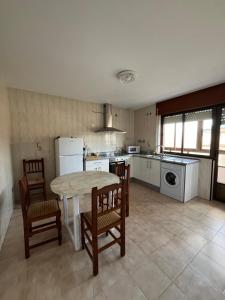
[50,171,120,198]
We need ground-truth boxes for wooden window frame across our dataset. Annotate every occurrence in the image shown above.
[161,106,216,159]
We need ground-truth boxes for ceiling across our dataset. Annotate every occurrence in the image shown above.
[0,0,225,109]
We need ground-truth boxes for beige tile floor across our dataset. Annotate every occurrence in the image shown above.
[1,182,225,299]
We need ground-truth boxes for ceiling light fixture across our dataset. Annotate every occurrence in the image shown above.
[117,70,136,84]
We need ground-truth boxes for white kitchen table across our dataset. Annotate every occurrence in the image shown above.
[50,171,120,251]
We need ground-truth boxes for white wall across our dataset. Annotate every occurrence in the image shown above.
[198,158,214,200]
[0,83,13,250]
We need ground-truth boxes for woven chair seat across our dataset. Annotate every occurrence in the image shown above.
[28,200,59,219]
[27,177,45,186]
[84,211,121,231]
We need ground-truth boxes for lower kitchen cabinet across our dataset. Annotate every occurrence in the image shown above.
[132,156,141,179]
[133,156,145,181]
[147,159,160,187]
[85,156,160,187]
[132,156,160,187]
[85,159,109,172]
[126,156,133,178]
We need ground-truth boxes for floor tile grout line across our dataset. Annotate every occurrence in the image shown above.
[3,183,225,300]
[154,237,209,299]
[197,228,225,272]
[169,227,225,298]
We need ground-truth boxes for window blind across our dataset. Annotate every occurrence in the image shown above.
[185,109,212,122]
[163,114,182,124]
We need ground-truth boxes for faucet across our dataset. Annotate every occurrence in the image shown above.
[156,145,165,158]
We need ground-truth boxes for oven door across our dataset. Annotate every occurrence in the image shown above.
[109,161,125,174]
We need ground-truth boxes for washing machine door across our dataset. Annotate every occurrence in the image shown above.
[164,170,180,187]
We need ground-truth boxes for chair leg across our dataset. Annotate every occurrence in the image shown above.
[126,193,129,217]
[92,236,98,276]
[27,188,31,206]
[120,223,125,257]
[81,214,85,250]
[24,226,30,259]
[57,215,62,245]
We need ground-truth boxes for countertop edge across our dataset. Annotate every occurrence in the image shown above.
[84,154,199,165]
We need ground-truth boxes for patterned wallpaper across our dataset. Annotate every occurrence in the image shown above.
[134,104,159,152]
[8,88,134,200]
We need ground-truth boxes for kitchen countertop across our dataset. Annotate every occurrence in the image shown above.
[84,153,199,165]
[85,154,132,161]
[85,156,110,161]
[133,154,199,165]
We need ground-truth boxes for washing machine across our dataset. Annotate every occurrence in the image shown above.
[160,160,199,202]
[160,162,185,201]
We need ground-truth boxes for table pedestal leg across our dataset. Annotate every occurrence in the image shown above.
[63,194,69,225]
[72,195,81,251]
[63,194,81,251]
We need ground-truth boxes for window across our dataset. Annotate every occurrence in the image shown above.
[183,121,198,149]
[218,109,225,152]
[163,114,182,153]
[217,108,225,183]
[202,119,213,150]
[162,109,213,156]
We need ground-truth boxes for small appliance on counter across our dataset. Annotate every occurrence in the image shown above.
[126,145,140,154]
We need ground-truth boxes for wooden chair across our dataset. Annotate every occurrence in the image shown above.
[115,164,130,217]
[19,176,62,258]
[81,182,126,276]
[23,158,47,201]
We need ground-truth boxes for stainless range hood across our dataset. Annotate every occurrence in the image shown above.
[95,103,126,133]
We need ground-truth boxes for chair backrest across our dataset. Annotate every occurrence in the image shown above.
[91,182,126,231]
[115,164,130,186]
[19,176,29,220]
[23,158,45,178]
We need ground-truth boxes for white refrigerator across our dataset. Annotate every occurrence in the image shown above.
[55,137,84,176]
